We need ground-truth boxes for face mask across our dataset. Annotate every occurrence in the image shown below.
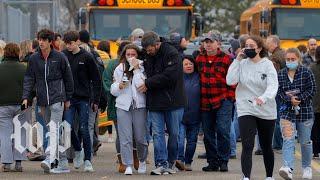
[244,48,257,59]
[286,61,299,70]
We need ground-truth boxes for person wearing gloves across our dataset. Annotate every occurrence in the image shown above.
[226,36,278,180]
[110,44,148,175]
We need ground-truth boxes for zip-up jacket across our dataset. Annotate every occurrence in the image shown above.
[62,48,102,104]
[22,49,74,106]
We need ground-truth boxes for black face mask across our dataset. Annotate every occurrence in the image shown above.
[244,48,257,59]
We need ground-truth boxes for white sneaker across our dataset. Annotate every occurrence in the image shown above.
[265,177,275,180]
[138,161,147,174]
[84,160,94,172]
[242,177,249,180]
[40,159,51,174]
[52,159,70,174]
[74,149,84,169]
[279,166,293,180]
[107,137,114,143]
[302,167,312,179]
[124,166,133,175]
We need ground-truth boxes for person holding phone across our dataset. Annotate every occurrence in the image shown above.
[62,31,101,172]
[110,44,148,175]
[226,36,278,180]
[277,48,316,180]
[0,43,27,172]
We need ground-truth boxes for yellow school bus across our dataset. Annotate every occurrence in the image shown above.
[79,0,202,58]
[78,0,203,130]
[240,0,320,49]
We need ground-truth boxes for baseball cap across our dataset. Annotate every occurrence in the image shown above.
[201,32,222,42]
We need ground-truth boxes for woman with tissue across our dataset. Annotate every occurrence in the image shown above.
[277,48,316,180]
[110,44,148,175]
[226,36,278,180]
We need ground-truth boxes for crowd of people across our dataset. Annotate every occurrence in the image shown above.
[0,27,320,180]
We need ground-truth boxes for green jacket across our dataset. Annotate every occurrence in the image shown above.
[311,63,320,113]
[0,57,27,106]
[102,59,119,122]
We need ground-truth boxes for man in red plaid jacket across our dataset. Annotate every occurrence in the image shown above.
[196,32,235,172]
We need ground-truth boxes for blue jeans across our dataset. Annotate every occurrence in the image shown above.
[280,119,313,169]
[178,122,200,164]
[202,99,233,165]
[149,108,184,168]
[64,99,92,161]
[273,97,283,149]
[230,104,238,157]
[35,105,48,151]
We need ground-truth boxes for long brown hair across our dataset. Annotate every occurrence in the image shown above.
[119,44,141,79]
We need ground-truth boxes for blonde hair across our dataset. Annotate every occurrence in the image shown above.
[20,40,32,60]
[285,48,302,63]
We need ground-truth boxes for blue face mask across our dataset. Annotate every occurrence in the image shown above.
[286,61,299,70]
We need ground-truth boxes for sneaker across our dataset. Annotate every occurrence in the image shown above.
[164,165,176,174]
[175,160,185,171]
[313,153,319,158]
[74,149,84,169]
[279,166,293,180]
[202,164,219,172]
[2,164,11,172]
[84,160,94,172]
[265,177,275,180]
[40,160,51,174]
[184,164,192,171]
[302,167,312,179]
[124,166,133,175]
[52,160,70,174]
[138,161,147,174]
[150,166,165,175]
[219,162,228,172]
[107,137,114,143]
[242,177,250,180]
[14,161,23,172]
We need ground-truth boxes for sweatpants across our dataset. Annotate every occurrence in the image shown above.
[238,115,275,178]
[116,108,148,166]
[0,105,27,164]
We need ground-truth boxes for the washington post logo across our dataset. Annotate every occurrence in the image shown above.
[11,111,71,163]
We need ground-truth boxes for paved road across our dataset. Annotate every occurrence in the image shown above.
[1,136,320,180]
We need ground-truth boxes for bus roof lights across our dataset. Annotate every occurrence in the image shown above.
[280,0,289,5]
[98,0,106,6]
[275,0,300,5]
[175,0,184,6]
[167,0,175,6]
[289,0,297,5]
[106,0,115,6]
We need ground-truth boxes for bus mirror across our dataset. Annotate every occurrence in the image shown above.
[195,16,204,36]
[260,10,270,23]
[78,9,87,25]
[234,25,240,39]
[260,30,268,37]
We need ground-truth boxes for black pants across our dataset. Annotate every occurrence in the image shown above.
[312,113,320,155]
[238,115,275,178]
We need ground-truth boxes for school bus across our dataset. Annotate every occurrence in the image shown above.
[78,0,203,130]
[78,0,203,58]
[239,0,320,49]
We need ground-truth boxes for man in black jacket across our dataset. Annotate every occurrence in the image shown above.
[62,31,101,172]
[22,29,74,173]
[140,31,185,175]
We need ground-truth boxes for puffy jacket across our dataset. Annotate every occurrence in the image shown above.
[183,72,200,125]
[110,62,146,111]
[22,49,74,106]
[144,42,186,111]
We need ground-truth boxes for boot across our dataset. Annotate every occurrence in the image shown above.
[133,149,139,170]
[117,154,126,173]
